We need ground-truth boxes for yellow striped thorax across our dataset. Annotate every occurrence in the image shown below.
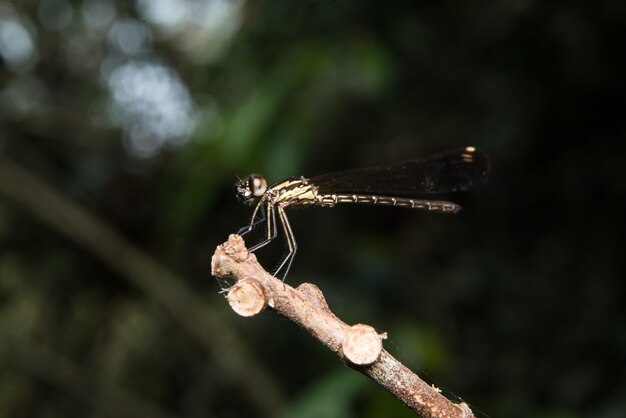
[270,176,319,207]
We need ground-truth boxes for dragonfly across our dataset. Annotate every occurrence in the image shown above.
[236,146,490,281]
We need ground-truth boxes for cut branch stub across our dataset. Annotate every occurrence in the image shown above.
[227,279,267,317]
[342,324,384,365]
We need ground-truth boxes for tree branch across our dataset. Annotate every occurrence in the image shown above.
[212,234,475,418]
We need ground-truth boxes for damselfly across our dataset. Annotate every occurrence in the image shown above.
[236,146,490,280]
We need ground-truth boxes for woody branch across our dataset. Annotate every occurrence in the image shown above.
[211,234,474,418]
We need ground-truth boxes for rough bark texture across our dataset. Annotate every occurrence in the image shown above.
[212,235,474,418]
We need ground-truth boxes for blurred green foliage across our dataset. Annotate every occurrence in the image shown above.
[1,0,625,417]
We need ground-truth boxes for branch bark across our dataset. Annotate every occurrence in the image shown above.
[212,234,475,418]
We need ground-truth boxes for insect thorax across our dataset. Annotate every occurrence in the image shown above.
[271,177,320,207]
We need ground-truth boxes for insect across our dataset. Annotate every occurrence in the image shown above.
[236,146,490,280]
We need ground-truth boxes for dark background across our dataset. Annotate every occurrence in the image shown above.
[1,1,625,417]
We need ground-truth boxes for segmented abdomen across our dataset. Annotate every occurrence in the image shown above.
[315,193,461,213]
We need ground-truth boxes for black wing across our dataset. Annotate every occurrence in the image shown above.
[309,147,490,196]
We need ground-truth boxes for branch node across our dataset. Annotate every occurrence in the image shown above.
[211,235,251,277]
[296,283,330,312]
[227,279,267,317]
[342,324,383,365]
[223,234,250,262]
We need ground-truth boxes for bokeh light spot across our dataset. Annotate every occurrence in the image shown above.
[81,0,116,31]
[38,0,73,30]
[0,13,37,73]
[107,19,152,56]
[104,59,197,157]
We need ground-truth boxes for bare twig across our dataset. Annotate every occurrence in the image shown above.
[212,234,475,418]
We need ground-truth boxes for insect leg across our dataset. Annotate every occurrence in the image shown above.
[273,206,297,281]
[248,203,278,252]
[237,200,266,236]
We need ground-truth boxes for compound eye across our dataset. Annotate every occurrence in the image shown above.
[249,174,267,197]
